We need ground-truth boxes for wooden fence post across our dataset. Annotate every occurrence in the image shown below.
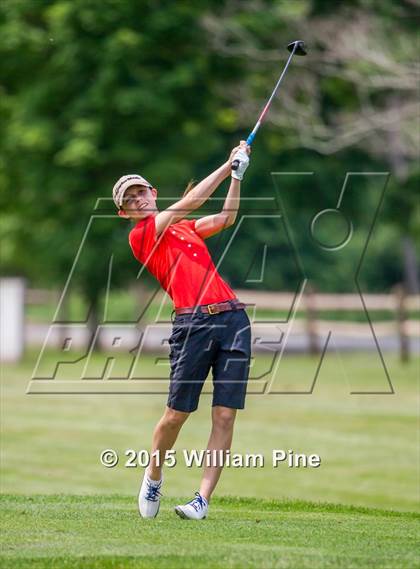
[305,285,320,355]
[394,284,409,363]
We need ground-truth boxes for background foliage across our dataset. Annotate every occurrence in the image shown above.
[1,0,418,313]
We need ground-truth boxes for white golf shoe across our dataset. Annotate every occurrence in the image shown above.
[174,492,208,520]
[138,471,163,518]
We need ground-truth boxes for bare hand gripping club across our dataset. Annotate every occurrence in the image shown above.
[231,40,307,171]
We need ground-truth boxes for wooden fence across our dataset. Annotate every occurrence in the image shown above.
[25,286,419,361]
[235,286,419,362]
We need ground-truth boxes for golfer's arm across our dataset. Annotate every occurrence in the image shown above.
[221,177,240,224]
[194,177,241,239]
[155,161,231,235]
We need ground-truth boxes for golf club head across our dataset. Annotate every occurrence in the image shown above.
[287,40,307,56]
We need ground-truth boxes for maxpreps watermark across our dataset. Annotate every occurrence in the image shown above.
[100,449,321,469]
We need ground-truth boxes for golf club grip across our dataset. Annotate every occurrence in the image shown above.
[231,159,240,171]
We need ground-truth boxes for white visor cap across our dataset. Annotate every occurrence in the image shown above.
[112,174,153,209]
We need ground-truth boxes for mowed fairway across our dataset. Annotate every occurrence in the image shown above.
[1,495,419,569]
[1,350,419,567]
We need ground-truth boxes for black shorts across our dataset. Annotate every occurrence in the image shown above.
[167,305,251,413]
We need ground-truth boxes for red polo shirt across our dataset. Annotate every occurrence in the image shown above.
[129,215,237,308]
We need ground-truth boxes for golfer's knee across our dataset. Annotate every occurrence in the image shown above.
[212,407,236,430]
[161,407,189,429]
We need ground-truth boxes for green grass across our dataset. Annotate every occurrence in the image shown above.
[1,495,419,568]
[1,350,419,510]
[1,351,419,567]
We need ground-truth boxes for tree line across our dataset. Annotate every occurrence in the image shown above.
[1,0,418,324]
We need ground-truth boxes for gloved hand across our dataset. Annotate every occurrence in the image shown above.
[231,148,250,181]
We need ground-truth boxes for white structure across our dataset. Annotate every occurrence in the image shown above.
[0,277,26,362]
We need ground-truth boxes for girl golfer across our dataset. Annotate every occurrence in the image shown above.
[113,142,251,519]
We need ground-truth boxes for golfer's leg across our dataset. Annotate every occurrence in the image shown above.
[199,405,237,501]
[198,309,251,501]
[148,406,189,480]
[160,315,215,483]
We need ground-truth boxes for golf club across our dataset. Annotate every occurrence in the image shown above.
[231,40,307,171]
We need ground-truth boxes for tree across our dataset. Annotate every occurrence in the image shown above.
[0,0,241,332]
[1,0,418,309]
[200,0,419,291]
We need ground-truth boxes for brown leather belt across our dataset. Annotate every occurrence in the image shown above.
[175,298,246,316]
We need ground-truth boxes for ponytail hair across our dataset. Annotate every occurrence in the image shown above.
[183,179,196,197]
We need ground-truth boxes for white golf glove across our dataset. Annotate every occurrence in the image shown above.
[231,148,250,181]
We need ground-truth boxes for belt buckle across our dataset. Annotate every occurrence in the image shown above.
[207,303,218,315]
